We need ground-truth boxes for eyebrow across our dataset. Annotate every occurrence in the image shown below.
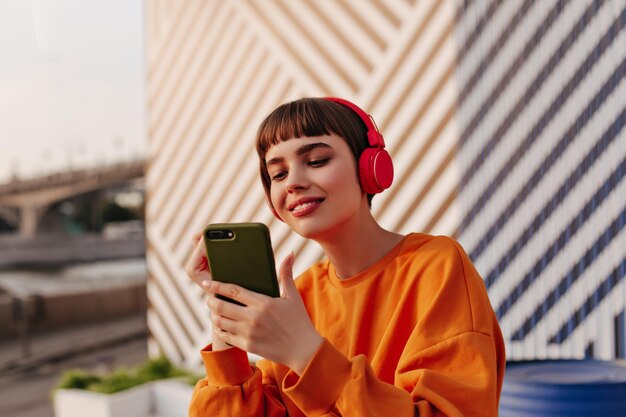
[266,142,333,167]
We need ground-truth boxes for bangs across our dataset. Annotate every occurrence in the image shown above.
[256,98,347,159]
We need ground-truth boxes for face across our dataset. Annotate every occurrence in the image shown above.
[265,134,368,240]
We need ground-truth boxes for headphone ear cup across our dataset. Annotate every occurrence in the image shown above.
[359,148,394,194]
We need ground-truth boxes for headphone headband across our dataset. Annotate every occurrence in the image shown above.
[323,97,386,148]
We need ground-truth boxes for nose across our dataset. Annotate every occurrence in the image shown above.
[285,166,308,193]
[287,183,305,193]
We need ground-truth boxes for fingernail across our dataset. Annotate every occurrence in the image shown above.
[201,280,211,288]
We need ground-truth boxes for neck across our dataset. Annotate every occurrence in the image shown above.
[314,208,404,279]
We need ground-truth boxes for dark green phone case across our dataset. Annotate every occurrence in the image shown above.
[203,223,279,303]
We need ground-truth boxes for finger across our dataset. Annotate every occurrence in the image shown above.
[188,262,212,296]
[189,236,208,271]
[200,279,213,296]
[185,236,211,288]
[278,251,297,298]
[206,293,249,320]
[213,327,241,350]
[210,317,244,349]
[205,280,264,307]
[211,312,240,335]
[211,325,231,345]
[192,231,203,245]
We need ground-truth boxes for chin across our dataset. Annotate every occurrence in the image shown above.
[289,215,353,242]
[290,223,328,240]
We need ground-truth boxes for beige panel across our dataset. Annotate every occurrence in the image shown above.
[146,0,460,367]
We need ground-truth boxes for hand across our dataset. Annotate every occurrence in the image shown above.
[204,252,323,375]
[185,231,230,351]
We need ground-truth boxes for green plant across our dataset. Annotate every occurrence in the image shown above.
[137,356,187,382]
[55,356,202,395]
[88,369,143,394]
[56,370,102,390]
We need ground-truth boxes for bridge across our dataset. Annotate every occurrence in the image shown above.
[0,160,145,238]
[0,232,146,268]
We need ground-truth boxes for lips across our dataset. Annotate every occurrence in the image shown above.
[288,197,324,216]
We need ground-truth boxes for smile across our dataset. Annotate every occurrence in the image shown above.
[288,198,324,217]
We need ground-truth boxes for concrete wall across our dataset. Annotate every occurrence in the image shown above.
[0,284,146,338]
[0,234,146,268]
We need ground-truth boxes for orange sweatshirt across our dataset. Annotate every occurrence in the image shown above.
[189,234,506,417]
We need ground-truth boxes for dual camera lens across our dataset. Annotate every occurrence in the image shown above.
[207,230,234,240]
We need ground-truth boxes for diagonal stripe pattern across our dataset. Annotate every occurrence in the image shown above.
[145,0,626,365]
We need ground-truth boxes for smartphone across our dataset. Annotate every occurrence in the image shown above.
[203,223,280,305]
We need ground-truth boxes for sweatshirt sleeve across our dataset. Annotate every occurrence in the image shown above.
[281,332,500,417]
[188,344,288,417]
[282,338,412,416]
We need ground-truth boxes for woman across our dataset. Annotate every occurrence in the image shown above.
[186,97,505,416]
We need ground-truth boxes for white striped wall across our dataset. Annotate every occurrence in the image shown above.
[145,0,626,367]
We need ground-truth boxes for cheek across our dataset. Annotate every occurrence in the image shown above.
[269,185,283,210]
[326,164,361,194]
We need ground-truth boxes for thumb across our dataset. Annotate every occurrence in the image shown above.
[278,251,297,298]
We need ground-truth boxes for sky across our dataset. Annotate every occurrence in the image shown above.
[0,0,145,182]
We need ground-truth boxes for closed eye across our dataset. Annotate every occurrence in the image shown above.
[270,170,287,182]
[309,158,330,167]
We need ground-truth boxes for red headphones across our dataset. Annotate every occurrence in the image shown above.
[266,97,394,221]
[324,97,394,194]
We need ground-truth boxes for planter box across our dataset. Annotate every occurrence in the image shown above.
[54,379,193,417]
[152,379,194,417]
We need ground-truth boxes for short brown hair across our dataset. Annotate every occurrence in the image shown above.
[255,97,374,206]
